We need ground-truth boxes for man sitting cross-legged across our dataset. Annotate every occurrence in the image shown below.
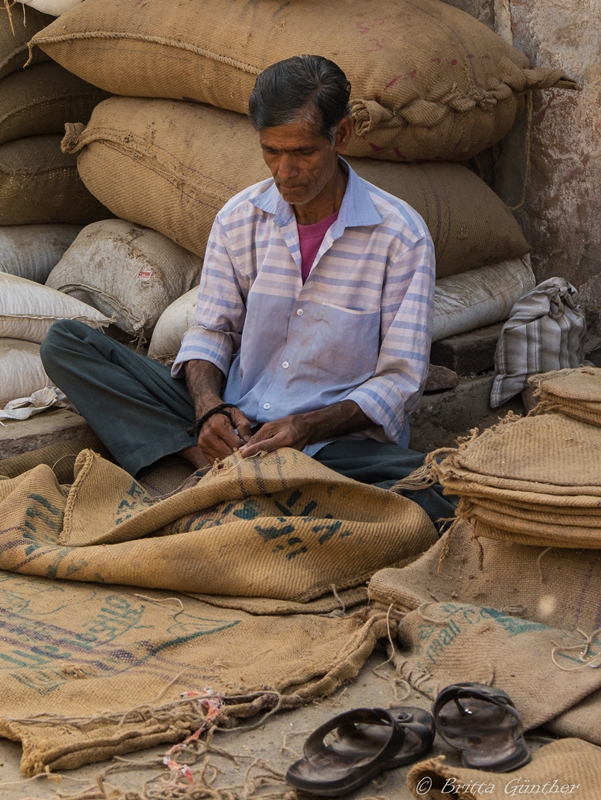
[41,55,454,524]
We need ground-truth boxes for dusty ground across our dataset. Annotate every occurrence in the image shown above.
[0,650,463,800]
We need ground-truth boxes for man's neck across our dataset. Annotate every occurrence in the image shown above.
[293,163,348,226]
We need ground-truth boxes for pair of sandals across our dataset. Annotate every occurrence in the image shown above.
[286,682,531,797]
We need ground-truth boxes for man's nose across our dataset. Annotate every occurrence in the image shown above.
[277,153,299,181]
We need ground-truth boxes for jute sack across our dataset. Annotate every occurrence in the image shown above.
[46,219,203,338]
[0,5,50,80]
[0,339,48,405]
[63,98,530,275]
[149,256,535,364]
[407,738,601,800]
[368,520,601,633]
[0,272,110,343]
[0,134,109,225]
[0,61,108,146]
[0,447,437,599]
[432,256,535,343]
[430,413,601,547]
[0,570,389,775]
[393,601,601,736]
[148,286,198,363]
[31,0,575,162]
[0,223,81,282]
[531,366,601,428]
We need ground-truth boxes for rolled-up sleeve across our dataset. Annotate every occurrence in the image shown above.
[346,233,435,444]
[171,217,247,379]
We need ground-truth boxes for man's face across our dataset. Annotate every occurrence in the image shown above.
[259,119,341,206]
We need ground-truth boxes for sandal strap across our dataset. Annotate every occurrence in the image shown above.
[304,707,406,765]
[433,682,523,741]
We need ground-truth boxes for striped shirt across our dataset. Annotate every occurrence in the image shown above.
[172,160,435,456]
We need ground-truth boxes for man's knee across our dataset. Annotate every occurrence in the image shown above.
[40,319,90,369]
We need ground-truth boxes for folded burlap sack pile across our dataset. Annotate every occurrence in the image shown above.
[530,366,601,428]
[429,408,601,549]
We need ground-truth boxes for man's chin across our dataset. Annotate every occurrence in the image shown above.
[278,187,312,205]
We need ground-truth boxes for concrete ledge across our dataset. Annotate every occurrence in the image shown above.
[410,374,524,453]
[0,408,92,460]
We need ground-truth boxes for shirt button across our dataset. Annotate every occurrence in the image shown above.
[296,309,304,316]
[282,361,289,369]
[263,403,271,410]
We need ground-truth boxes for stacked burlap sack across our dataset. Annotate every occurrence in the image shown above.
[18,0,575,367]
[58,97,537,360]
[426,406,601,549]
[0,5,115,407]
[530,366,601,428]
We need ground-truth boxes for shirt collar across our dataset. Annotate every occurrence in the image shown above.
[249,158,383,229]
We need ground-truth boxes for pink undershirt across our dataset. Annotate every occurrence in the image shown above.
[297,210,339,284]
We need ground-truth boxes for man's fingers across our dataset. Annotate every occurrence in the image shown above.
[230,407,252,442]
[239,430,287,458]
[198,413,245,461]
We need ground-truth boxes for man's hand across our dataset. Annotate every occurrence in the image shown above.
[238,415,312,458]
[184,359,253,464]
[239,400,373,459]
[197,406,252,463]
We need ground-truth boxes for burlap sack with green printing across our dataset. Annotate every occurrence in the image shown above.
[394,602,601,741]
[0,446,436,600]
[0,571,389,776]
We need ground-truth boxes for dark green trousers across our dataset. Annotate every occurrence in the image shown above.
[41,320,455,523]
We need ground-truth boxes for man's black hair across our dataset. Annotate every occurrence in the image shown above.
[248,55,351,144]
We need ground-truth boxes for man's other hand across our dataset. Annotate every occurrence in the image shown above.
[238,415,311,458]
[238,400,373,459]
[198,406,252,463]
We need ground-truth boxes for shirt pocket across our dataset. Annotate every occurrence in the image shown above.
[305,302,380,386]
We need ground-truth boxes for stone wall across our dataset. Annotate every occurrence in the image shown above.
[444,0,601,349]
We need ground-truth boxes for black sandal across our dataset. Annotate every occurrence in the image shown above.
[286,706,434,797]
[433,683,531,772]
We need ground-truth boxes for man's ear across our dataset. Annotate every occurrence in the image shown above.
[334,116,354,152]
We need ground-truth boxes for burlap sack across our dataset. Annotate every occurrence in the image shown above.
[0,272,110,343]
[62,98,529,276]
[0,5,50,80]
[0,447,437,600]
[407,738,601,800]
[0,223,81,282]
[0,61,107,146]
[369,524,601,747]
[394,601,601,736]
[429,413,601,547]
[47,219,203,337]
[0,338,48,405]
[0,570,388,775]
[0,134,109,225]
[32,0,575,161]
[368,520,601,632]
[531,367,601,427]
